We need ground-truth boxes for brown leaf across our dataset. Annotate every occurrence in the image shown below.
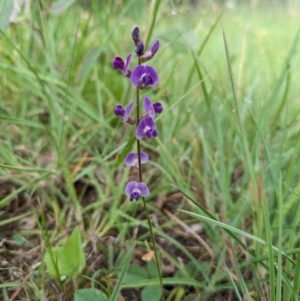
[141,250,154,262]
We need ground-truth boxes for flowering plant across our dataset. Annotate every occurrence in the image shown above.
[112,27,163,295]
[113,27,162,201]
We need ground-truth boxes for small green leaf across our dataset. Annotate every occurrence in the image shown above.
[147,260,159,279]
[74,288,108,301]
[64,226,86,274]
[44,227,86,278]
[141,285,162,301]
[123,264,148,283]
[12,233,27,246]
[45,246,64,278]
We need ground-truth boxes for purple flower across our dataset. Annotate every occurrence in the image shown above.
[142,96,163,118]
[140,40,160,63]
[132,27,141,46]
[125,181,150,201]
[114,102,135,124]
[125,152,148,168]
[112,53,132,77]
[130,65,159,88]
[136,117,157,140]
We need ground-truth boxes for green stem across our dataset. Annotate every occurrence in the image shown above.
[135,59,163,298]
[136,87,143,183]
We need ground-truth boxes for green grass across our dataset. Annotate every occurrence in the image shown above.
[1,0,300,300]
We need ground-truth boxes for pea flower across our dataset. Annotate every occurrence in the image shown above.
[114,102,135,124]
[125,181,150,201]
[130,65,159,88]
[125,152,148,168]
[142,96,163,118]
[113,53,132,77]
[136,116,157,140]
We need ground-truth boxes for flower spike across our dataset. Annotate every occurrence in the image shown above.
[113,25,163,290]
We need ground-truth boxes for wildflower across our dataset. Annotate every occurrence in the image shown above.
[140,40,160,63]
[136,116,157,140]
[114,26,162,203]
[125,181,150,201]
[112,53,132,77]
[142,96,163,118]
[125,152,148,168]
[114,102,135,124]
[130,65,159,88]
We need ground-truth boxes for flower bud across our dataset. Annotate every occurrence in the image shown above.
[135,41,144,56]
[132,27,141,46]
[140,40,160,63]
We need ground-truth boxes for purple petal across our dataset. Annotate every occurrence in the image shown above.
[144,66,159,86]
[153,102,163,114]
[136,117,157,140]
[138,182,150,197]
[150,40,160,56]
[140,152,149,164]
[113,55,132,77]
[130,65,144,86]
[123,102,134,122]
[146,128,156,139]
[125,181,138,195]
[140,40,160,63]
[143,96,155,118]
[124,53,132,76]
[130,65,159,88]
[125,181,139,201]
[124,152,149,167]
[124,153,136,167]
[130,192,140,201]
[114,105,125,117]
[113,57,125,71]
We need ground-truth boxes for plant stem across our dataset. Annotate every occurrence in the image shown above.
[136,87,143,183]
